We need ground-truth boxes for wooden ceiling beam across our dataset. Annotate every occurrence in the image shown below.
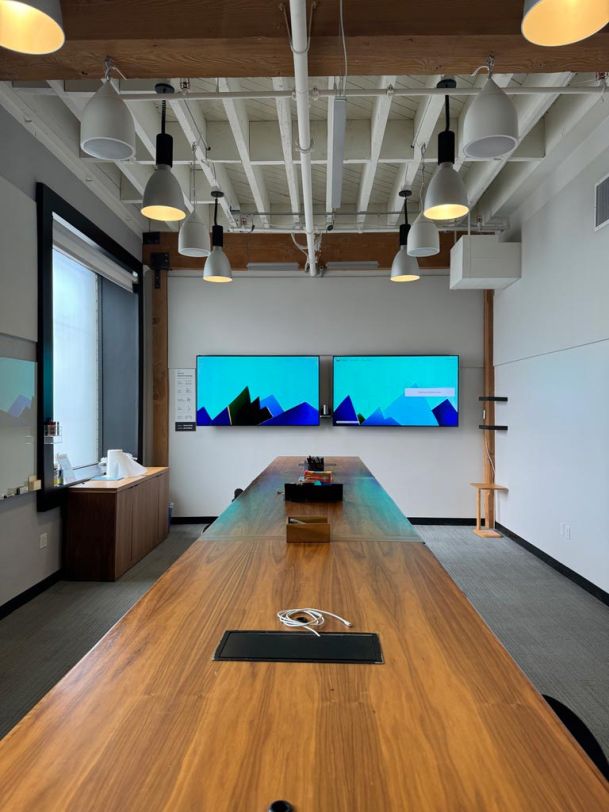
[2,35,608,81]
[2,0,609,82]
[143,230,459,272]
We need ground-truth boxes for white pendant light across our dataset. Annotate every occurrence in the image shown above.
[522,0,609,46]
[179,146,211,256]
[141,100,186,222]
[142,165,186,222]
[408,213,440,257]
[179,206,210,257]
[0,0,64,54]
[390,190,420,283]
[81,61,135,161]
[462,75,518,159]
[424,81,469,222]
[203,190,232,283]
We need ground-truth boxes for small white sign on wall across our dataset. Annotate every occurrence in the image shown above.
[174,368,196,431]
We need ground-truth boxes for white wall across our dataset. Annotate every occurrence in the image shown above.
[168,274,483,519]
[0,105,141,606]
[495,141,609,594]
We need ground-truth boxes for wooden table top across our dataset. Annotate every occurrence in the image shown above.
[0,537,606,811]
[204,455,422,541]
[70,467,169,493]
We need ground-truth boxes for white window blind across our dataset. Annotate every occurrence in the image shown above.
[52,249,99,469]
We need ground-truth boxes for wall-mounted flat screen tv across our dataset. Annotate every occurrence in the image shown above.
[333,355,459,427]
[196,356,320,426]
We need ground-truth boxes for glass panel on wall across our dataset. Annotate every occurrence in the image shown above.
[52,249,100,470]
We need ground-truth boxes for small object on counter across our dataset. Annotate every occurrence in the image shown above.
[306,455,325,472]
[304,469,333,483]
[286,516,331,543]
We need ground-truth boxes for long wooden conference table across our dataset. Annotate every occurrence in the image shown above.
[0,457,607,810]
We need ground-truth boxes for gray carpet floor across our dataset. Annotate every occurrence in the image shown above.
[0,524,607,755]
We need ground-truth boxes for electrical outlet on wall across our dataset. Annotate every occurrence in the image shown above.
[564,524,572,540]
[39,532,48,549]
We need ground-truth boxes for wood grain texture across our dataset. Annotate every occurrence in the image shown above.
[2,34,609,80]
[143,232,458,273]
[483,290,496,526]
[203,456,422,541]
[65,469,170,580]
[1,1,608,79]
[0,537,607,810]
[69,467,168,492]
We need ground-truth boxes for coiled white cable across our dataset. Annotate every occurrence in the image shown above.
[277,608,352,637]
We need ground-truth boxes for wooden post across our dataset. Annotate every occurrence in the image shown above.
[482,290,495,526]
[151,270,169,467]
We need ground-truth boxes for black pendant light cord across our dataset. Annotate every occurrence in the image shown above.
[214,195,219,227]
[156,100,173,168]
[444,94,450,131]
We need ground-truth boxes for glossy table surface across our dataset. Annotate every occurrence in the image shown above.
[0,458,607,811]
[203,455,422,541]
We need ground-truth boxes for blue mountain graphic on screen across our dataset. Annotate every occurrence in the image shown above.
[333,396,361,425]
[259,394,283,417]
[261,402,319,426]
[432,399,458,426]
[197,386,318,426]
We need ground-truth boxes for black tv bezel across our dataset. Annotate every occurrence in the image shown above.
[195,354,322,427]
[331,354,460,428]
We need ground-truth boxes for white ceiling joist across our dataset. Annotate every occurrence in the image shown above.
[386,75,445,226]
[479,91,609,223]
[272,76,300,228]
[356,75,397,227]
[220,77,270,229]
[168,92,238,228]
[0,81,143,235]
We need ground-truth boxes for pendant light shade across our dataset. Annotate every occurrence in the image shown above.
[203,190,232,283]
[179,147,210,256]
[179,206,211,257]
[0,0,64,54]
[522,0,609,46]
[424,88,469,222]
[424,161,469,221]
[462,76,519,159]
[141,165,186,222]
[390,190,420,282]
[407,213,440,257]
[141,100,186,222]
[203,246,232,282]
[81,80,135,161]
[391,246,420,282]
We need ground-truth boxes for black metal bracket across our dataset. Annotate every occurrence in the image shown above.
[479,425,508,431]
[479,396,508,402]
[150,252,170,289]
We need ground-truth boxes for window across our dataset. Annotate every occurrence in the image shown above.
[37,184,142,510]
[52,249,100,470]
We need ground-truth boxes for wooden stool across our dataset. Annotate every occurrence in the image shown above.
[470,483,508,538]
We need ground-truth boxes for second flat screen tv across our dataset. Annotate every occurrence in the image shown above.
[197,356,320,426]
[333,355,459,427]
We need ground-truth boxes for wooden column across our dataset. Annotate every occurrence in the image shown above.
[482,290,495,525]
[151,271,169,467]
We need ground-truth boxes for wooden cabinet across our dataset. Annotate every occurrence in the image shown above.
[65,468,170,581]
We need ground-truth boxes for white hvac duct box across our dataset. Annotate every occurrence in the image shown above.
[450,235,521,289]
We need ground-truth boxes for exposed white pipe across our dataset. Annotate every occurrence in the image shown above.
[289,0,317,276]
[115,85,608,102]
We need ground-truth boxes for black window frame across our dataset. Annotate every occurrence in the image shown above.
[36,183,143,511]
